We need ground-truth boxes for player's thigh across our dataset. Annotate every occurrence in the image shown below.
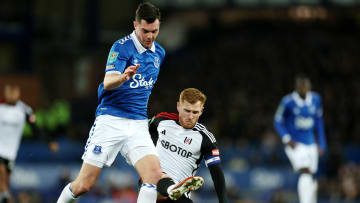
[308,144,319,173]
[122,119,159,166]
[135,154,162,184]
[285,143,317,172]
[82,115,130,168]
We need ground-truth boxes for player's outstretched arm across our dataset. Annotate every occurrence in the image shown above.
[103,64,140,90]
[208,164,228,203]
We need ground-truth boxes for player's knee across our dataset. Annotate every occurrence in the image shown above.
[143,168,162,184]
[74,182,93,195]
[72,178,96,195]
[79,183,93,194]
[151,168,163,182]
[299,168,311,174]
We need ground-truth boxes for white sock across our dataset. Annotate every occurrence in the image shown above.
[137,183,157,203]
[298,174,315,203]
[311,179,318,203]
[57,183,78,203]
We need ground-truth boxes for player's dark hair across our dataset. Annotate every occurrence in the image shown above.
[295,73,310,81]
[135,2,161,23]
[295,73,310,85]
[180,88,207,105]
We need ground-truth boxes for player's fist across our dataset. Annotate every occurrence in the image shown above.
[124,64,140,80]
[28,114,36,123]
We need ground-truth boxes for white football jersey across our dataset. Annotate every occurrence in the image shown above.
[149,112,221,183]
[0,100,32,161]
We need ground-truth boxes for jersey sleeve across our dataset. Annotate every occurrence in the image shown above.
[274,97,291,139]
[315,95,326,150]
[200,130,221,167]
[105,42,129,74]
[148,115,161,145]
[149,112,178,145]
[18,100,33,116]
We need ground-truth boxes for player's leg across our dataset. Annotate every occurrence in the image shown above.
[298,168,316,203]
[285,143,318,203]
[157,174,203,201]
[58,116,118,203]
[123,119,163,203]
[0,161,10,203]
[174,195,194,203]
[298,144,319,203]
[135,154,163,203]
[157,195,194,203]
[156,174,175,199]
[57,162,102,203]
[166,176,204,200]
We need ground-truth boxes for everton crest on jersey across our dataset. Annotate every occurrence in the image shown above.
[95,31,166,120]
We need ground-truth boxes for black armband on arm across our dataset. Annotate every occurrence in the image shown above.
[209,163,228,203]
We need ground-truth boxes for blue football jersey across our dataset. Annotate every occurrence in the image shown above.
[95,31,166,120]
[274,91,326,149]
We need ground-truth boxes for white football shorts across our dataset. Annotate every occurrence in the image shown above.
[285,142,318,173]
[82,114,158,168]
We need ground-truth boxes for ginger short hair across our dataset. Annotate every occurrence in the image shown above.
[179,88,207,105]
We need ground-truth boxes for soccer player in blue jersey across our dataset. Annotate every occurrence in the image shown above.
[274,75,326,203]
[57,2,199,203]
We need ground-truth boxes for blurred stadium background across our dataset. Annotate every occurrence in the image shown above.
[1,0,360,202]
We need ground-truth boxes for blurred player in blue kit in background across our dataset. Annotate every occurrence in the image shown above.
[57,2,200,203]
[274,74,326,203]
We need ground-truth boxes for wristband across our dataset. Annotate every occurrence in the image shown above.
[282,134,291,144]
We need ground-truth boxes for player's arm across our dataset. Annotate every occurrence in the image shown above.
[103,42,139,90]
[19,100,36,124]
[103,64,139,90]
[208,162,228,203]
[273,99,293,146]
[20,101,59,151]
[201,133,228,203]
[315,97,326,152]
[148,115,160,145]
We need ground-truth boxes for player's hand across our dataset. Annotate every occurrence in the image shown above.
[124,64,140,80]
[287,140,297,149]
[28,114,36,123]
[48,141,59,152]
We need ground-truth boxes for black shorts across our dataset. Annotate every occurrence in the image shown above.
[158,196,193,203]
[0,157,14,173]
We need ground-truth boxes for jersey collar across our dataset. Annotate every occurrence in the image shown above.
[131,31,156,54]
[292,91,312,107]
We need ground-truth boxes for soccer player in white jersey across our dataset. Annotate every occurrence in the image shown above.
[148,88,228,203]
[0,85,36,203]
[274,75,326,203]
[57,3,201,203]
